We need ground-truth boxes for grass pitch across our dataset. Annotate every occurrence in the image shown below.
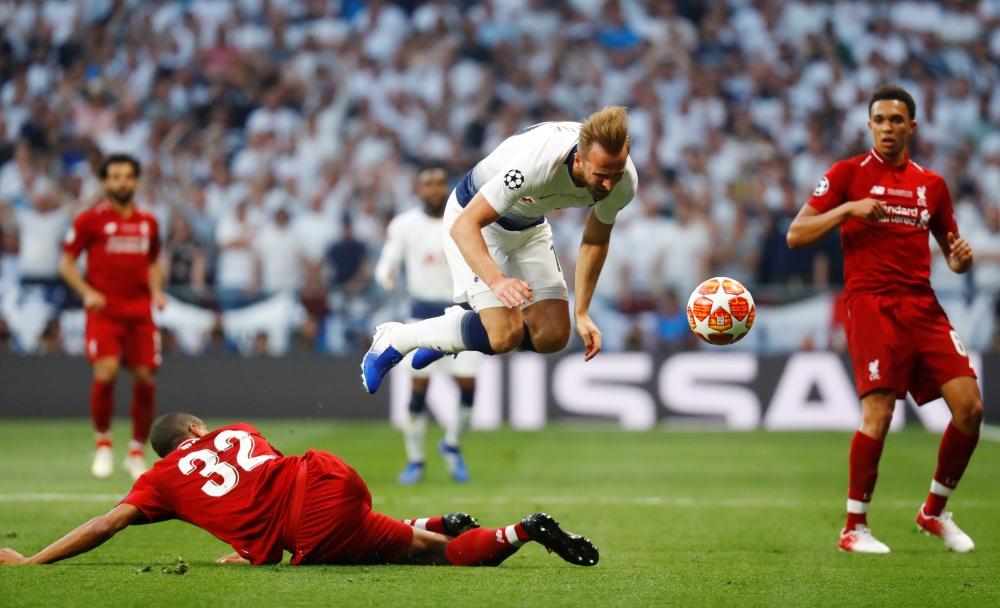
[0,420,998,607]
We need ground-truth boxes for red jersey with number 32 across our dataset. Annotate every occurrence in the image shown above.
[62,200,160,319]
[120,424,302,565]
[807,148,957,298]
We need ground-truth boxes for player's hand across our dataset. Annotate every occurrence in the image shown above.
[848,198,886,222]
[216,551,250,564]
[947,232,973,272]
[491,277,533,309]
[0,548,27,564]
[153,291,167,311]
[575,313,602,362]
[83,290,106,311]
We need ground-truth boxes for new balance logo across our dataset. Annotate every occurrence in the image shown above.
[496,529,505,543]
[868,359,880,381]
[870,186,885,195]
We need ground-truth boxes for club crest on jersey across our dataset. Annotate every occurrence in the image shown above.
[870,185,885,195]
[504,169,525,190]
[140,222,150,235]
[814,177,829,196]
[104,222,118,234]
[868,359,880,381]
[917,186,927,207]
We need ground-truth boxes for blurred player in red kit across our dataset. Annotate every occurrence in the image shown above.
[59,154,167,481]
[0,413,598,568]
[788,85,983,553]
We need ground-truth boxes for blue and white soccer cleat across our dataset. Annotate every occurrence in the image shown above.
[439,440,470,483]
[411,348,450,370]
[361,323,404,394]
[398,462,425,485]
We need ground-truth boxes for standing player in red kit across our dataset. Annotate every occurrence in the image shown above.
[0,413,598,568]
[59,154,167,481]
[787,85,983,553]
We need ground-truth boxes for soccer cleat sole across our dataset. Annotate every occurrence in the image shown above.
[521,512,599,566]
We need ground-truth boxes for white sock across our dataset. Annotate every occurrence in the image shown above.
[128,440,144,455]
[404,413,428,463]
[389,307,467,354]
[444,404,473,448]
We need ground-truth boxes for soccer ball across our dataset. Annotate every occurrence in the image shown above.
[686,277,755,345]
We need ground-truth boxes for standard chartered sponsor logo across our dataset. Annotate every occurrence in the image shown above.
[885,205,917,217]
[105,235,150,253]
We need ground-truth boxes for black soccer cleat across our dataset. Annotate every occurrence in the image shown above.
[441,512,480,537]
[520,512,599,566]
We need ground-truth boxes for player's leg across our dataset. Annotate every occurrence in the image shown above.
[122,323,160,480]
[916,376,982,552]
[431,512,598,567]
[86,312,124,478]
[840,388,894,552]
[440,375,475,483]
[399,512,480,537]
[90,356,120,479]
[520,299,572,353]
[399,375,429,485]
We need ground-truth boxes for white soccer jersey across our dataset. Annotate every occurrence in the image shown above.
[375,207,454,304]
[456,121,638,230]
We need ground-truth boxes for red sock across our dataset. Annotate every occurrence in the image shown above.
[445,524,530,567]
[846,431,884,531]
[400,517,446,535]
[130,383,156,447]
[925,422,979,516]
[90,380,115,438]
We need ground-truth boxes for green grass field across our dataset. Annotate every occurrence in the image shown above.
[0,420,998,607]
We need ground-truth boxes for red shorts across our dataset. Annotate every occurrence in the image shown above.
[844,293,975,405]
[292,450,413,566]
[85,312,161,370]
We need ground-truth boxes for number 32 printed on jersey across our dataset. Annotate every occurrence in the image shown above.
[178,430,275,497]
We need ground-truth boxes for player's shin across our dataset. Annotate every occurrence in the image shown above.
[404,403,428,464]
[444,524,529,567]
[444,387,475,449]
[389,308,495,355]
[90,380,115,439]
[925,422,979,516]
[846,431,884,530]
[129,382,156,453]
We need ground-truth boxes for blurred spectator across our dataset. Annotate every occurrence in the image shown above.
[163,214,207,304]
[253,208,305,295]
[215,202,257,310]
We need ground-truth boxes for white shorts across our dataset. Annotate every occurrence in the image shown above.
[404,347,482,379]
[443,190,569,312]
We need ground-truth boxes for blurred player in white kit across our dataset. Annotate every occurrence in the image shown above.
[375,167,482,485]
[362,107,637,394]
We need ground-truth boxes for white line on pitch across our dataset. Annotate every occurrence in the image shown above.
[0,494,125,502]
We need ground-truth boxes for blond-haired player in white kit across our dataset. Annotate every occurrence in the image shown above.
[362,107,637,393]
[375,167,482,484]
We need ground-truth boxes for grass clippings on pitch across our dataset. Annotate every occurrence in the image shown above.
[0,420,998,607]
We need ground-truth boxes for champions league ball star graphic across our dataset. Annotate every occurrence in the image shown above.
[686,277,756,345]
[503,169,525,190]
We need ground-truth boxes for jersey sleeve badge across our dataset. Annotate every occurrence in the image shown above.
[503,169,525,190]
[813,176,830,196]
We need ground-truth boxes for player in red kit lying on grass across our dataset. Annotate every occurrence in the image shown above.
[787,85,983,554]
[0,413,598,568]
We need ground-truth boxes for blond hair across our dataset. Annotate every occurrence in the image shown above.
[579,106,631,157]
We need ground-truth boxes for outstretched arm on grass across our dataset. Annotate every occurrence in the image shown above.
[0,503,144,565]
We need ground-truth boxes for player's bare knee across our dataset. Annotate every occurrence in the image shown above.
[489,324,523,353]
[960,398,984,429]
[534,326,570,354]
[131,368,156,386]
[93,359,119,382]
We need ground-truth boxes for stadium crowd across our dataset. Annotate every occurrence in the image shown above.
[1,0,1000,356]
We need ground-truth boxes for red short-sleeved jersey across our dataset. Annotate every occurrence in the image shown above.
[120,423,302,565]
[63,200,160,319]
[807,148,957,297]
